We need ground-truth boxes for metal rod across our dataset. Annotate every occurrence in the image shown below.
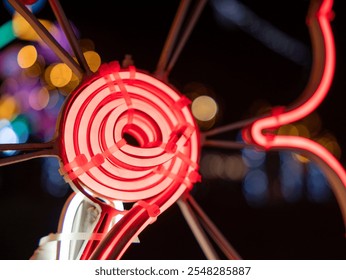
[0,149,57,167]
[155,0,191,78]
[8,0,84,80]
[0,142,55,152]
[177,198,219,260]
[48,0,92,76]
[165,0,207,76]
[203,140,251,149]
[186,195,242,260]
[203,116,260,138]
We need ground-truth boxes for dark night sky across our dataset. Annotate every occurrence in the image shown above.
[1,0,346,260]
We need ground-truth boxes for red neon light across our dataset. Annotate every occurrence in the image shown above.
[58,61,200,259]
[20,0,38,5]
[243,0,346,186]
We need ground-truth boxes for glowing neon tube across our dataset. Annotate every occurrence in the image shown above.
[243,0,346,224]
[58,62,200,259]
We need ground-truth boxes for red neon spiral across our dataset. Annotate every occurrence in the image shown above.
[57,61,201,259]
[58,61,200,203]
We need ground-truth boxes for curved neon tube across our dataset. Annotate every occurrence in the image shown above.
[243,0,346,224]
[58,62,200,259]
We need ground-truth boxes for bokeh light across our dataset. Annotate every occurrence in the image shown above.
[317,133,341,159]
[17,45,37,69]
[41,157,69,198]
[200,152,246,181]
[0,119,19,156]
[243,169,268,206]
[28,86,50,110]
[12,12,54,42]
[242,147,266,168]
[59,72,80,95]
[211,0,309,65]
[11,115,30,143]
[0,45,22,78]
[191,95,218,121]
[279,151,304,202]
[3,0,47,15]
[49,63,72,87]
[83,50,101,72]
[307,162,331,202]
[0,20,16,49]
[0,95,18,120]
[223,155,247,181]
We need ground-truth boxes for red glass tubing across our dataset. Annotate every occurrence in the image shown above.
[243,0,346,224]
[58,61,200,259]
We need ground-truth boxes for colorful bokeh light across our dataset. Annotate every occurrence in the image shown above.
[191,95,218,122]
[17,45,37,68]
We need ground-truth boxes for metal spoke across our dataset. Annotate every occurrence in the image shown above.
[177,198,219,260]
[203,116,260,138]
[155,0,191,78]
[0,142,55,152]
[48,0,92,76]
[8,0,84,79]
[203,140,251,149]
[0,149,57,167]
[186,195,242,260]
[165,0,207,76]
[155,0,207,79]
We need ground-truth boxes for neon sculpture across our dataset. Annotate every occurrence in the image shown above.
[242,0,346,225]
[0,0,345,259]
[59,62,201,259]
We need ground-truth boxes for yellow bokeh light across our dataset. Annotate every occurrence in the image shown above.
[59,73,80,95]
[12,13,54,42]
[293,153,310,163]
[84,51,101,72]
[295,124,310,138]
[317,134,342,159]
[44,64,55,88]
[278,124,303,136]
[50,63,73,87]
[0,96,18,120]
[17,45,37,69]
[25,61,43,77]
[191,95,218,122]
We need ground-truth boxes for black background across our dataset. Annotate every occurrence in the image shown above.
[1,0,346,260]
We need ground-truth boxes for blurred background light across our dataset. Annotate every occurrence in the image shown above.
[41,157,69,198]
[279,151,304,203]
[28,86,49,111]
[0,119,19,156]
[0,95,18,120]
[317,133,341,159]
[191,95,218,121]
[306,162,331,203]
[242,169,268,206]
[0,45,22,78]
[11,114,30,143]
[49,63,72,87]
[83,50,101,73]
[3,0,46,15]
[211,0,309,66]
[0,20,16,49]
[242,147,266,168]
[223,154,247,181]
[17,45,37,69]
[12,12,54,42]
